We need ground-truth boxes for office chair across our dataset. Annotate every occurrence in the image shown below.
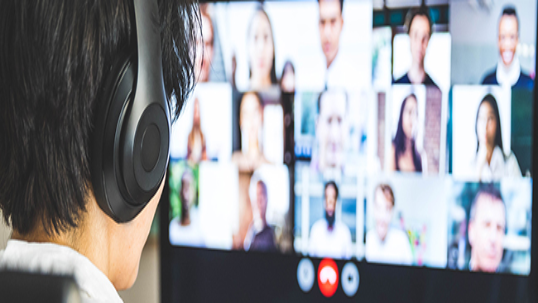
[0,271,81,303]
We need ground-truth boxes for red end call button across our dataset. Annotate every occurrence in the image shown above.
[318,258,338,297]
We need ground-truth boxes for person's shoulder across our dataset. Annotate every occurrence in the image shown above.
[310,219,326,236]
[393,73,410,84]
[505,151,522,176]
[515,72,534,89]
[261,225,276,237]
[424,73,440,89]
[387,228,409,243]
[335,221,351,235]
[482,69,498,85]
[365,229,377,244]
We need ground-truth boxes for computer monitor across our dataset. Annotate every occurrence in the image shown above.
[160,0,538,301]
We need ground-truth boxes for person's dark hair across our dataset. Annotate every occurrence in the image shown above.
[324,181,339,201]
[469,184,505,223]
[248,6,278,85]
[317,90,348,115]
[406,6,432,37]
[280,60,295,88]
[501,6,519,32]
[375,184,395,207]
[317,0,344,14]
[393,94,423,172]
[0,0,199,235]
[475,94,504,155]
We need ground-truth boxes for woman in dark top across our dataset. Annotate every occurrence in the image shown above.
[388,93,425,172]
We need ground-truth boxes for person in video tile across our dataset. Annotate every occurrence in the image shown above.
[312,90,349,174]
[388,93,426,173]
[473,94,520,181]
[468,185,506,273]
[280,60,295,93]
[247,6,277,91]
[318,0,346,89]
[244,180,277,252]
[187,97,207,165]
[232,92,269,172]
[309,181,352,259]
[194,4,214,83]
[169,168,205,248]
[365,184,412,265]
[482,7,534,89]
[393,7,438,88]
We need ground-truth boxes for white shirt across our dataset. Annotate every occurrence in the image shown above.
[169,209,205,248]
[308,219,352,259]
[473,146,522,182]
[325,51,356,92]
[365,228,413,266]
[0,240,123,303]
[496,56,521,88]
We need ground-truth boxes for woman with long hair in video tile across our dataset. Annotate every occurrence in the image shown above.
[247,6,277,90]
[187,97,208,165]
[388,93,427,173]
[473,94,521,181]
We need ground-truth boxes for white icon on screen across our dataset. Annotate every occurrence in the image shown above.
[320,266,337,284]
[297,258,315,293]
[341,262,359,297]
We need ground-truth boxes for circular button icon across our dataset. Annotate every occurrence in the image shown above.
[341,262,359,297]
[297,258,315,293]
[318,258,339,298]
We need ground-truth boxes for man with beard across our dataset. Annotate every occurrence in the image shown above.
[309,181,352,259]
[365,184,412,265]
[482,7,534,89]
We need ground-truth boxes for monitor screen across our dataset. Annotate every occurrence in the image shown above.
[161,0,537,301]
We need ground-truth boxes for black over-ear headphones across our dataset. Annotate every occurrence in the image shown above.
[91,0,170,222]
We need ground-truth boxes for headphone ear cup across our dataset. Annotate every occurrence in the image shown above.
[91,52,145,222]
[92,0,170,223]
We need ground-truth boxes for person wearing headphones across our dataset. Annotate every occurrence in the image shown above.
[0,0,199,302]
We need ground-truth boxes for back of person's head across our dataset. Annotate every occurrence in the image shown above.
[501,6,519,31]
[0,0,198,236]
[475,94,504,154]
[405,6,432,37]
